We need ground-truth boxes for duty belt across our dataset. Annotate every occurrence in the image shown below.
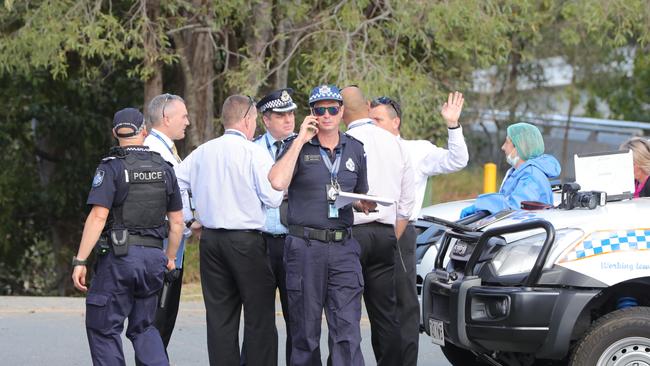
[127,234,164,249]
[289,225,348,242]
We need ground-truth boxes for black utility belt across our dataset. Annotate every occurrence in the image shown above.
[289,225,349,243]
[97,232,163,257]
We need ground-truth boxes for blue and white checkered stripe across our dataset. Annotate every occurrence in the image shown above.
[562,229,650,262]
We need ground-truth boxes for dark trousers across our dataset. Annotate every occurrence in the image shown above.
[285,234,364,366]
[396,224,419,366]
[266,234,292,365]
[354,223,401,366]
[86,247,168,366]
[200,228,278,366]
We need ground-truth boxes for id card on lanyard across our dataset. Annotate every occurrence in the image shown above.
[320,146,343,218]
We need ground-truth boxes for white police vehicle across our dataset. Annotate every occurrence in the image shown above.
[415,194,650,366]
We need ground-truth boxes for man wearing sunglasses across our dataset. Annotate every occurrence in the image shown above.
[369,92,469,366]
[269,84,373,366]
[252,88,298,365]
[176,95,283,366]
[341,86,415,366]
[139,93,191,364]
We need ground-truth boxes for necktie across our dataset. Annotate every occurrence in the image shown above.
[171,144,182,163]
[274,140,283,161]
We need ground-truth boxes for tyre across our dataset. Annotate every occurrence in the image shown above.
[440,343,488,366]
[570,306,650,365]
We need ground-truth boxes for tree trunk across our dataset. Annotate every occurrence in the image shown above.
[175,0,215,153]
[143,0,163,109]
[247,0,273,94]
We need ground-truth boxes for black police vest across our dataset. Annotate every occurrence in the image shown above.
[108,150,168,232]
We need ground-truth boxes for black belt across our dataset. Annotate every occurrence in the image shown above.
[262,232,287,238]
[127,234,164,249]
[289,225,349,242]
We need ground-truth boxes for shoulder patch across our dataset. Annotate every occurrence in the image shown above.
[92,169,105,188]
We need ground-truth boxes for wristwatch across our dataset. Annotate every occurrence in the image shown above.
[71,256,88,266]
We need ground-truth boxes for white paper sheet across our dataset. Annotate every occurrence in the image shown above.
[334,191,395,209]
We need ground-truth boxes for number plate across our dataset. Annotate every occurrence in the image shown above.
[429,318,444,346]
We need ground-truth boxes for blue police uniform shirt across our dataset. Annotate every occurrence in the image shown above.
[87,146,183,239]
[254,131,294,235]
[282,132,368,230]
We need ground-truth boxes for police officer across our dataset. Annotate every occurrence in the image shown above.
[142,93,191,360]
[175,95,283,366]
[71,108,184,366]
[269,84,374,366]
[253,88,297,365]
[369,92,468,365]
[341,86,415,366]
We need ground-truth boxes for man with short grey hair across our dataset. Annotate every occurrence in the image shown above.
[141,93,191,363]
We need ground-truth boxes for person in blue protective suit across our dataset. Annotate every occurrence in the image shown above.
[461,122,561,218]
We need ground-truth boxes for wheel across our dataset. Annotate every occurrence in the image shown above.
[571,306,650,366]
[440,343,488,366]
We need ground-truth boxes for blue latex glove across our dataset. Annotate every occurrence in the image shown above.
[460,205,477,219]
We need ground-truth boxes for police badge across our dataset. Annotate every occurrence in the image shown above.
[345,158,355,172]
[280,90,290,102]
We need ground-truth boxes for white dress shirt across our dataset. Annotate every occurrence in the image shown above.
[175,129,283,230]
[346,118,415,226]
[144,128,188,268]
[144,128,179,166]
[400,126,469,220]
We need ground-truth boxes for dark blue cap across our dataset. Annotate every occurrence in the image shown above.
[113,108,144,138]
[256,88,298,113]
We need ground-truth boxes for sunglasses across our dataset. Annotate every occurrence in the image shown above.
[312,106,340,116]
[243,95,255,119]
[372,96,401,118]
[161,93,172,119]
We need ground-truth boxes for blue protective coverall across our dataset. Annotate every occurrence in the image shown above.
[461,154,561,217]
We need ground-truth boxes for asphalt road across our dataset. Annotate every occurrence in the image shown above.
[0,296,452,365]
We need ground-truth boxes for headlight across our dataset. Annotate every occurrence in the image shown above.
[491,229,584,276]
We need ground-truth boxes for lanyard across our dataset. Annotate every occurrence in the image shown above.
[149,130,173,155]
[347,120,374,130]
[319,146,343,183]
[224,130,247,139]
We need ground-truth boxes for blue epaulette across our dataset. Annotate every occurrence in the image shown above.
[344,133,364,146]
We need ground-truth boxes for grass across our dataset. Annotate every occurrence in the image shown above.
[425,165,499,205]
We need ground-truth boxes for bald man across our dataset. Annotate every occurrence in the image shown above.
[341,86,415,366]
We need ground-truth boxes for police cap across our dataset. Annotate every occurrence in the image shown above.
[113,108,144,138]
[308,84,343,107]
[256,88,298,114]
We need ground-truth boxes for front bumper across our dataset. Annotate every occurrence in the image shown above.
[422,272,599,359]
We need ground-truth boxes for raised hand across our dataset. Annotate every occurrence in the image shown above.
[440,91,464,128]
[297,115,319,143]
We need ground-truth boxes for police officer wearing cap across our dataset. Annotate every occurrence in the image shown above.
[253,88,297,365]
[175,95,283,366]
[72,108,184,366]
[269,84,374,366]
[341,86,415,366]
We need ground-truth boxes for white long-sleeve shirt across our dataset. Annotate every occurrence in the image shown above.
[346,118,415,226]
[174,129,284,230]
[400,126,469,220]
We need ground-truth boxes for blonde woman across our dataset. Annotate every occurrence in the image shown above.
[620,137,650,198]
